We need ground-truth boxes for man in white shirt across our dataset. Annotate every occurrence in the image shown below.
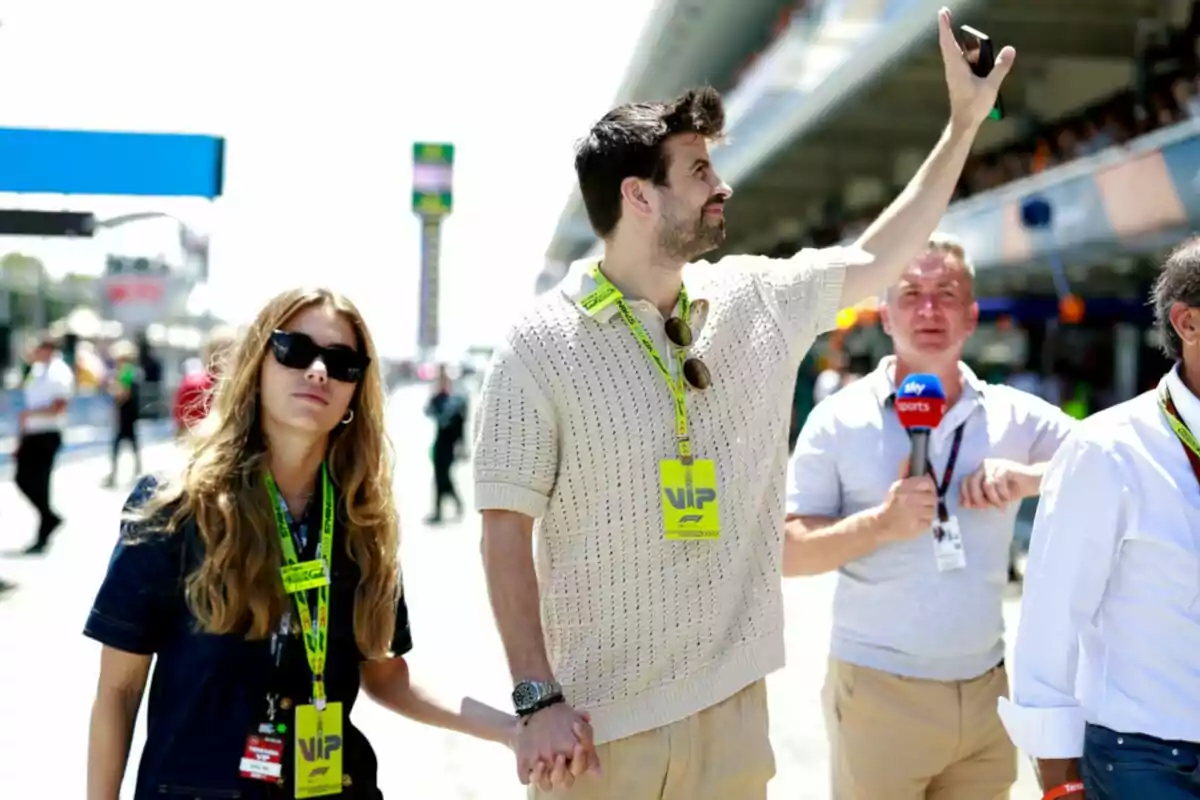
[475,10,1015,798]
[17,335,73,554]
[999,239,1200,799]
[784,236,1075,800]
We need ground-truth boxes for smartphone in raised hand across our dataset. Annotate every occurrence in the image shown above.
[958,24,1004,121]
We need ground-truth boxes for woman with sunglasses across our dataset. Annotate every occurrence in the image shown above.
[84,287,516,799]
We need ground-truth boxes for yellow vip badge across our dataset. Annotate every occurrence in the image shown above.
[660,458,721,540]
[294,702,344,798]
[280,560,329,594]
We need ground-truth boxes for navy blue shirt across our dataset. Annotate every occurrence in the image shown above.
[85,476,413,799]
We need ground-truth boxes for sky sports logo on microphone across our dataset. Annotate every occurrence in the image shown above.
[895,373,947,431]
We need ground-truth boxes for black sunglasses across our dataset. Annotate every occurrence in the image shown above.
[269,330,369,384]
[664,316,712,391]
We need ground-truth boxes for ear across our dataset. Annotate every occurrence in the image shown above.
[879,298,893,336]
[967,300,980,335]
[1169,301,1200,349]
[620,176,655,220]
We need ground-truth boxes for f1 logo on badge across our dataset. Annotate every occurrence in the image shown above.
[665,487,716,511]
[298,735,342,762]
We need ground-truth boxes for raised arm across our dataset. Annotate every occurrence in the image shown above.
[841,8,1014,307]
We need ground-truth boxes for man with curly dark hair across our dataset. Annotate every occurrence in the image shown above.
[477,9,1015,797]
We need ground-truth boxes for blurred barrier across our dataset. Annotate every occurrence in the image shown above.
[0,391,175,465]
[935,118,1200,270]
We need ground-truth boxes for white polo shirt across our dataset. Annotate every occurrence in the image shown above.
[786,357,1076,681]
[23,356,73,434]
[473,247,860,744]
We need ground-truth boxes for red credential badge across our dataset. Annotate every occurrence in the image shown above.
[240,734,285,783]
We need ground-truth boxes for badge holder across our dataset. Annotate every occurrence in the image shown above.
[932,514,967,572]
[240,615,292,786]
[240,695,288,784]
[294,698,345,798]
[929,425,967,572]
[661,456,721,540]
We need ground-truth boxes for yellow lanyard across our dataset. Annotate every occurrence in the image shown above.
[265,464,335,708]
[1158,378,1200,474]
[581,265,693,462]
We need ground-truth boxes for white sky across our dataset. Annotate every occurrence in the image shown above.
[0,0,653,358]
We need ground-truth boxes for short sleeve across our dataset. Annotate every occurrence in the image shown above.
[472,338,559,518]
[390,583,413,658]
[1022,394,1078,465]
[83,476,182,655]
[786,402,844,517]
[738,247,864,344]
[49,360,74,399]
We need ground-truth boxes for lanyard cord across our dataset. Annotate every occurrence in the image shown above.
[264,463,335,708]
[1158,378,1200,483]
[585,265,695,463]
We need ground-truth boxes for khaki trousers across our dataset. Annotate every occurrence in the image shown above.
[822,658,1017,800]
[529,680,775,800]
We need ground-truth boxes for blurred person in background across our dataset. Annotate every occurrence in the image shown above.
[103,340,143,488]
[16,335,73,555]
[424,364,467,524]
[83,288,518,800]
[813,351,846,404]
[1000,240,1200,800]
[74,340,109,391]
[174,326,238,436]
[783,235,1074,800]
[475,9,1013,796]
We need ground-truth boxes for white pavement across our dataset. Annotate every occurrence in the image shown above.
[0,385,1042,798]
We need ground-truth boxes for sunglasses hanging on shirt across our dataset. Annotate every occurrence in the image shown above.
[664,316,712,391]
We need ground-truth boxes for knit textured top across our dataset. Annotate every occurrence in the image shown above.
[473,248,854,744]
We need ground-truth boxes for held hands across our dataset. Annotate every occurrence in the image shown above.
[959,458,1036,509]
[513,702,602,792]
[879,459,937,542]
[936,6,1015,132]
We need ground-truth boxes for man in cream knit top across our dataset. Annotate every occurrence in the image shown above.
[476,10,1015,798]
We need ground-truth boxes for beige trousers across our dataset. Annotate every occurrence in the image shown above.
[823,658,1018,800]
[529,680,775,800]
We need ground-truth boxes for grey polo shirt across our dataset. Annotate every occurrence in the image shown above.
[786,357,1076,681]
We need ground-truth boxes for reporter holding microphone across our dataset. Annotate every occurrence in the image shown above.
[783,236,1075,799]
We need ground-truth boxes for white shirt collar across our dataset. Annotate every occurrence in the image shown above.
[867,355,986,406]
[559,256,711,323]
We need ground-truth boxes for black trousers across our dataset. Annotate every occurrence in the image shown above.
[15,431,62,542]
[111,419,141,474]
[431,445,460,517]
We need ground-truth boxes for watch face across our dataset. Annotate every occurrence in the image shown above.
[512,680,558,710]
[512,682,538,709]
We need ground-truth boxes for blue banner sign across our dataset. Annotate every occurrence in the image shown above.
[0,127,225,198]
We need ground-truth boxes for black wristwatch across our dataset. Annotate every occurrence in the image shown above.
[512,679,564,718]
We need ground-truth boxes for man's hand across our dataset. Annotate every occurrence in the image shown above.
[960,458,1038,509]
[878,459,937,542]
[1036,758,1085,799]
[515,702,601,792]
[937,6,1015,133]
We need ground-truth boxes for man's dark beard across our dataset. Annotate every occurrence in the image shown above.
[660,213,725,262]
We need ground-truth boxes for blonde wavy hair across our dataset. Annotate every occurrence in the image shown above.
[137,287,400,658]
